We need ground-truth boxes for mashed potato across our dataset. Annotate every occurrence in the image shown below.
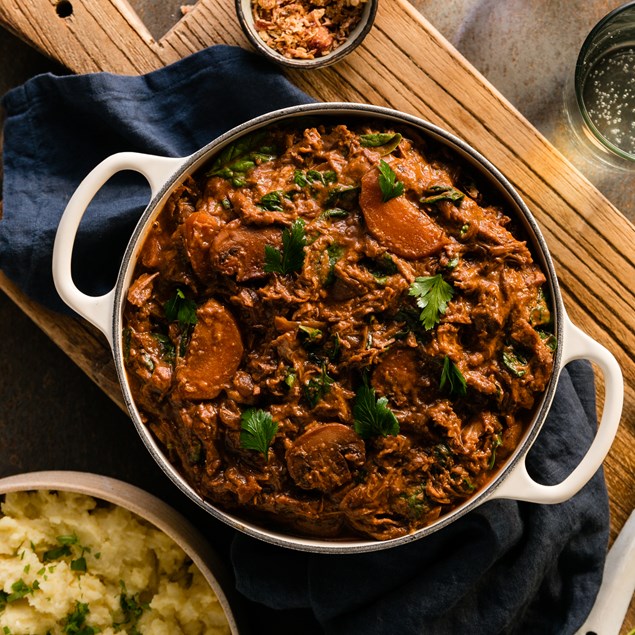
[0,490,231,635]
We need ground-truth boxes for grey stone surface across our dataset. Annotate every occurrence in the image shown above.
[413,0,635,220]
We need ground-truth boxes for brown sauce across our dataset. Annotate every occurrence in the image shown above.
[123,120,555,540]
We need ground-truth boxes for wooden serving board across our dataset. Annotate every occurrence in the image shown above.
[1,0,634,626]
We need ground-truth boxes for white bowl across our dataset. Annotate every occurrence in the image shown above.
[0,470,243,634]
[235,0,378,69]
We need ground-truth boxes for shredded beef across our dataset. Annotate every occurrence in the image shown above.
[123,120,555,540]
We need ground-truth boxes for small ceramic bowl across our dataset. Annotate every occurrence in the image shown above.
[0,471,243,634]
[235,0,378,69]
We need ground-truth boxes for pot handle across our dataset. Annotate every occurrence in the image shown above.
[490,317,623,504]
[52,152,187,346]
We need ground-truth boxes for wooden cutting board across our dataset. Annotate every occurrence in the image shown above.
[1,0,634,626]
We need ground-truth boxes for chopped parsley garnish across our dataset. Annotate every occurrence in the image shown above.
[353,381,399,439]
[284,370,296,388]
[365,253,398,284]
[164,289,198,329]
[113,582,148,634]
[529,287,551,327]
[240,408,279,461]
[360,132,403,155]
[41,535,92,574]
[463,478,476,492]
[303,364,335,408]
[294,168,337,188]
[325,185,359,208]
[152,333,176,364]
[489,434,503,469]
[206,132,276,184]
[63,601,97,635]
[325,243,344,286]
[502,349,529,378]
[57,534,78,545]
[420,185,465,205]
[298,325,323,342]
[320,207,349,219]
[6,579,36,603]
[258,190,284,211]
[264,219,306,275]
[537,330,557,352]
[439,356,467,397]
[433,442,453,466]
[378,159,404,202]
[293,169,309,187]
[43,544,72,562]
[408,274,454,330]
[401,483,428,519]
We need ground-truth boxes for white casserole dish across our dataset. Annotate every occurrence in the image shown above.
[52,103,624,553]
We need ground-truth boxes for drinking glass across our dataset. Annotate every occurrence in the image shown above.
[563,1,635,169]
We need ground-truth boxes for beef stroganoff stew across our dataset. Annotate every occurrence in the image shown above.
[123,120,555,541]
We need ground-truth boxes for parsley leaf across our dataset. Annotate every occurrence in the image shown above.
[240,409,279,460]
[258,190,284,211]
[264,219,306,275]
[303,364,335,408]
[408,274,454,330]
[164,289,198,329]
[377,159,404,202]
[113,581,148,634]
[439,356,467,397]
[353,381,399,439]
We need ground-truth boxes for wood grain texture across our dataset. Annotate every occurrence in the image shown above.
[0,0,633,627]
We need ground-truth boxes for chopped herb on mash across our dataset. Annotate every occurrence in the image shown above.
[0,491,230,635]
[113,580,148,633]
[62,601,96,635]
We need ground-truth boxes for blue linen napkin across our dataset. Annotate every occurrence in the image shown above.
[0,44,313,312]
[0,44,608,635]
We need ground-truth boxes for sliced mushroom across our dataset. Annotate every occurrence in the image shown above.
[211,219,282,282]
[286,423,365,492]
[174,299,243,400]
[359,165,447,258]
